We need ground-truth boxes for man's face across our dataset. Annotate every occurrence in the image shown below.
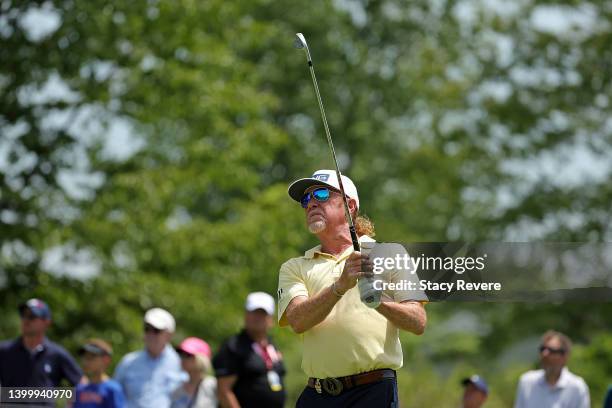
[143,324,171,356]
[244,309,272,334]
[20,309,50,337]
[462,384,487,408]
[539,336,568,372]
[303,186,356,234]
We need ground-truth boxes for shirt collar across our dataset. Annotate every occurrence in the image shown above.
[146,344,172,361]
[18,336,48,354]
[240,329,271,344]
[538,367,569,389]
[303,235,374,260]
[556,367,570,388]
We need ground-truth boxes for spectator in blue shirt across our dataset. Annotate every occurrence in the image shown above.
[0,298,83,389]
[74,338,125,408]
[114,308,186,408]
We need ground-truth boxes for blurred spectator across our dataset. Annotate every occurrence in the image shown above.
[74,339,125,408]
[213,292,286,408]
[114,308,185,408]
[170,337,217,408]
[461,375,488,408]
[514,330,589,408]
[0,298,83,389]
[604,385,612,408]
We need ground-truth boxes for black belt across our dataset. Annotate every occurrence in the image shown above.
[307,369,396,396]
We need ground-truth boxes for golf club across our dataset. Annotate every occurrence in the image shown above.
[294,32,360,252]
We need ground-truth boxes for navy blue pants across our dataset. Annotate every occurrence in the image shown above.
[296,378,399,408]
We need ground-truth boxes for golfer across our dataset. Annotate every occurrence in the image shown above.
[277,169,427,407]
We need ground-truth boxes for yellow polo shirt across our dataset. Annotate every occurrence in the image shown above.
[277,236,426,378]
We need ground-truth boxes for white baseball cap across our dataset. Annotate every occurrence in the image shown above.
[245,292,275,316]
[288,169,359,209]
[144,307,176,332]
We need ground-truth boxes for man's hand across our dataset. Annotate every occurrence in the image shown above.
[336,251,374,294]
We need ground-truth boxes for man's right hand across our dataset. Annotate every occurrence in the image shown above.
[336,251,374,294]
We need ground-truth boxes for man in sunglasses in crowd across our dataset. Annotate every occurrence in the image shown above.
[0,298,83,394]
[514,330,590,408]
[277,169,427,407]
[114,308,186,408]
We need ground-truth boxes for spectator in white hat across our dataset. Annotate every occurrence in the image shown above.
[114,308,186,408]
[213,292,286,408]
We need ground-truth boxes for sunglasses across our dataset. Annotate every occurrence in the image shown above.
[144,324,162,335]
[81,352,104,360]
[20,313,40,321]
[539,345,566,355]
[300,187,332,208]
[178,350,194,359]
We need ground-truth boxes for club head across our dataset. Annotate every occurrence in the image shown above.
[294,33,307,50]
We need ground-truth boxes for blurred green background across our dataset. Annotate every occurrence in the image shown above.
[1,0,611,407]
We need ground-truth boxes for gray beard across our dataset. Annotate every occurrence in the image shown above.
[308,220,326,234]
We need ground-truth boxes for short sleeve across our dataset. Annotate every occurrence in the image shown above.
[375,243,428,303]
[277,259,309,326]
[212,341,240,378]
[108,381,126,408]
[113,358,125,384]
[577,380,590,408]
[513,376,526,408]
[59,348,83,386]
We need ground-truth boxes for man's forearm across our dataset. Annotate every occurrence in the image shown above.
[219,390,241,408]
[376,301,426,335]
[286,285,342,333]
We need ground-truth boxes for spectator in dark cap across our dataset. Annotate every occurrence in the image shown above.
[0,298,83,389]
[461,375,488,408]
[74,339,125,408]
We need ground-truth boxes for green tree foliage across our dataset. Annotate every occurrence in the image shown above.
[2,0,611,406]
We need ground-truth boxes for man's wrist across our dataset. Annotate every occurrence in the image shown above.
[332,281,347,297]
[374,295,394,312]
[375,301,387,312]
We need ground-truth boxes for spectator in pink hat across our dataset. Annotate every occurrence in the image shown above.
[170,337,217,408]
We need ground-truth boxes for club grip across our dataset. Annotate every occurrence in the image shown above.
[349,226,360,251]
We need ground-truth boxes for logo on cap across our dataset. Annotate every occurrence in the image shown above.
[313,174,329,181]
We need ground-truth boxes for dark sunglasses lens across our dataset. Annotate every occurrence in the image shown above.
[144,325,161,334]
[312,188,330,201]
[540,346,565,354]
[300,194,311,208]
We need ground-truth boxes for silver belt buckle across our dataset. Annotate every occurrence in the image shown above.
[321,377,343,396]
[315,378,322,394]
